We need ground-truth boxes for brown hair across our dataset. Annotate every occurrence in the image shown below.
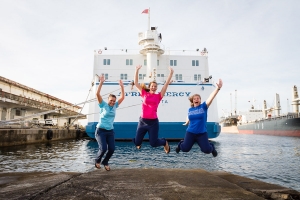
[108,94,116,99]
[141,81,157,92]
[189,94,201,107]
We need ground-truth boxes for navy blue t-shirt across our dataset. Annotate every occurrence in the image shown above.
[186,102,208,134]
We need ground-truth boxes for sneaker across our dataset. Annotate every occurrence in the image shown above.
[211,143,218,157]
[212,149,218,157]
[176,140,183,153]
[175,147,180,153]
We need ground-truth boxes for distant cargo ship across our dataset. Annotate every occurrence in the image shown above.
[237,86,300,137]
[220,115,239,133]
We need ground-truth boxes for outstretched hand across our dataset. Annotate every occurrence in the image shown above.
[136,65,142,70]
[119,80,124,87]
[216,79,223,89]
[99,75,105,82]
[169,66,174,74]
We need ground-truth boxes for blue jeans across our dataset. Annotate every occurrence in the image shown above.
[133,117,166,147]
[178,131,214,154]
[95,128,115,166]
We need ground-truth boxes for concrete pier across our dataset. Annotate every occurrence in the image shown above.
[0,128,83,147]
[0,169,299,200]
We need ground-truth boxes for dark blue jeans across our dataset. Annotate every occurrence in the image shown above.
[95,128,115,166]
[133,117,166,147]
[178,131,214,154]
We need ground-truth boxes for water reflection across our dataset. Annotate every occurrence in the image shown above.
[0,134,299,192]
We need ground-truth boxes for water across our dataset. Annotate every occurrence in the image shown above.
[0,133,299,192]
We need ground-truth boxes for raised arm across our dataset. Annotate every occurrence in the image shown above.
[134,65,143,93]
[96,75,105,103]
[160,67,174,98]
[117,80,125,105]
[206,79,223,107]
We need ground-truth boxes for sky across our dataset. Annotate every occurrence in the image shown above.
[1,0,300,122]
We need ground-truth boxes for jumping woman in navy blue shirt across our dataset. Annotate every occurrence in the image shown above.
[176,79,223,157]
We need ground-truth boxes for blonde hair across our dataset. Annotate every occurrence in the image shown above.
[189,94,201,107]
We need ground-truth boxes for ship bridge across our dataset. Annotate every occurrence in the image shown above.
[138,27,164,55]
[0,76,85,128]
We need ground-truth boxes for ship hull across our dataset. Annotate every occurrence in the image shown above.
[237,117,300,137]
[86,121,221,140]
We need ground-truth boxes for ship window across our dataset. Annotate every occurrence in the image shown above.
[192,60,199,66]
[120,74,128,80]
[144,59,147,66]
[157,60,159,66]
[138,74,146,80]
[170,60,177,66]
[139,74,142,80]
[103,59,110,65]
[101,73,108,80]
[126,59,133,65]
[194,74,201,81]
[157,74,160,77]
[175,74,182,80]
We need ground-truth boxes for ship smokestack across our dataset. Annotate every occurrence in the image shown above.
[274,93,281,117]
[292,85,299,115]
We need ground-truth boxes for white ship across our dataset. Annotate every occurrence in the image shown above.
[86,19,221,140]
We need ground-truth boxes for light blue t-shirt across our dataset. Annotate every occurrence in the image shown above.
[96,101,119,130]
[186,102,208,134]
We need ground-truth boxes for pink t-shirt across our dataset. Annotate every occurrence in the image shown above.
[141,89,163,119]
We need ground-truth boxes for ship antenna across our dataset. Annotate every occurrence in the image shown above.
[148,7,150,30]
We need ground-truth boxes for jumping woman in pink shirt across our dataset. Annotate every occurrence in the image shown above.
[133,65,174,154]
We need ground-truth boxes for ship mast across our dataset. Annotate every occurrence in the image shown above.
[138,8,164,82]
[263,100,267,118]
[274,93,281,117]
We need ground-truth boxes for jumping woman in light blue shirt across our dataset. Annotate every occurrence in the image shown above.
[94,75,125,171]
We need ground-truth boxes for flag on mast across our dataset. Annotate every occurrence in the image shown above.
[141,9,149,14]
[141,8,150,30]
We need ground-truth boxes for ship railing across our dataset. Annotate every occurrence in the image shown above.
[102,76,211,84]
[95,48,208,56]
